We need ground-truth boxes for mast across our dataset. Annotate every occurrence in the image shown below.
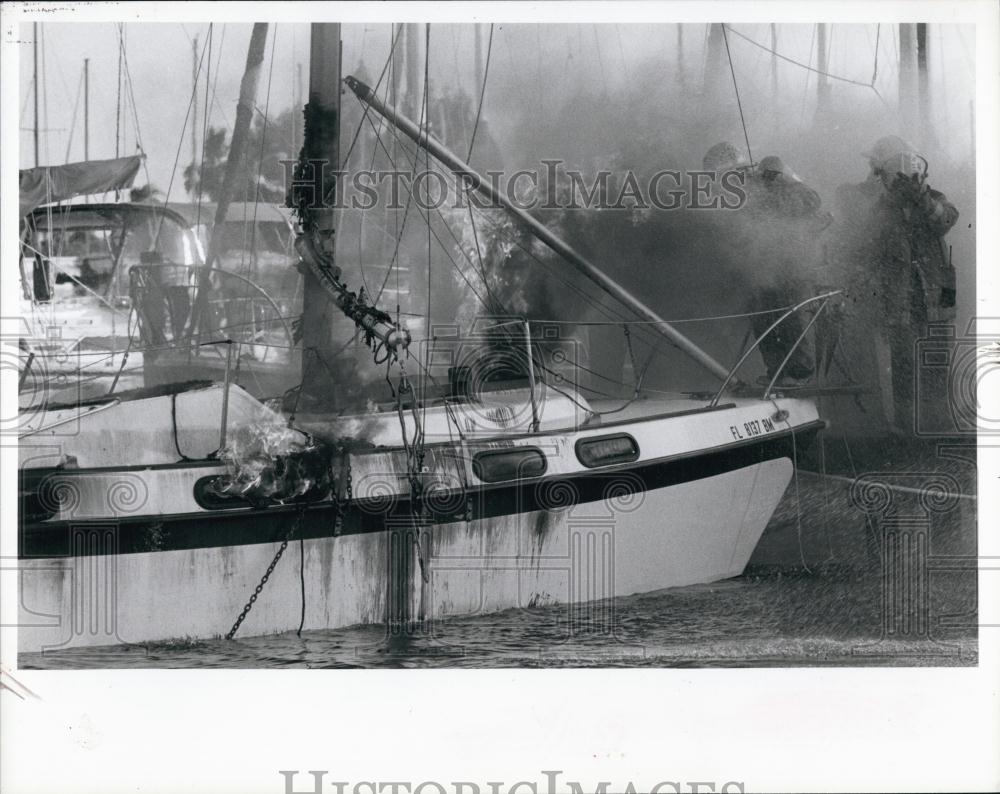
[703,23,725,103]
[405,23,422,119]
[898,23,918,133]
[770,24,778,101]
[33,22,39,167]
[297,23,342,402]
[206,23,268,266]
[292,24,409,398]
[191,23,269,336]
[346,76,733,383]
[83,58,89,161]
[676,24,685,88]
[916,23,932,150]
[816,24,830,113]
[294,61,303,153]
[475,23,484,89]
[392,24,404,105]
[191,36,198,173]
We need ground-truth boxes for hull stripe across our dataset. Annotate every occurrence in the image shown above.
[19,425,820,558]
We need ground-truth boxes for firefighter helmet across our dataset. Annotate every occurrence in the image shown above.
[758,155,801,183]
[863,135,926,181]
[703,142,748,172]
[863,135,915,163]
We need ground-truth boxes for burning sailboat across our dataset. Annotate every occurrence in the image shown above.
[16,23,830,655]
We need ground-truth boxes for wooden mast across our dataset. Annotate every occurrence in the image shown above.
[191,24,269,338]
[296,23,342,404]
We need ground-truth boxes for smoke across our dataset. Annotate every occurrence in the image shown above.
[455,24,976,393]
[326,23,976,397]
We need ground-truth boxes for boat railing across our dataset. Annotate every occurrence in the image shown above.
[709,290,842,407]
[129,264,296,362]
[19,397,122,438]
[20,240,133,319]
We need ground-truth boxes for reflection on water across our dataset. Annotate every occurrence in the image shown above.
[20,565,976,669]
[19,446,979,670]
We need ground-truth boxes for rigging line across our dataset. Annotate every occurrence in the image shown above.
[369,120,562,320]
[420,23,434,426]
[354,71,397,298]
[341,23,403,169]
[798,25,817,129]
[115,23,123,159]
[356,103,419,304]
[195,23,214,231]
[460,201,655,332]
[155,32,211,230]
[367,120,502,312]
[724,24,876,89]
[592,25,610,98]
[721,24,754,167]
[230,25,279,338]
[119,27,152,187]
[614,25,630,80]
[466,23,494,162]
[248,24,279,264]
[63,65,84,164]
[47,28,74,110]
[390,36,400,324]
[20,75,33,119]
[414,198,492,312]
[40,25,49,165]
[349,25,404,296]
[465,200,503,313]
[355,132,380,297]
[363,93,676,357]
[423,22,433,432]
[872,24,881,86]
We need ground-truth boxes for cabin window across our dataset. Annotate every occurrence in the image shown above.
[193,476,250,510]
[472,448,547,483]
[575,434,640,468]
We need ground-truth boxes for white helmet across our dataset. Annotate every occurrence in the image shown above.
[863,135,926,181]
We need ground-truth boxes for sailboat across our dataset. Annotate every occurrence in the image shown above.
[17,155,207,401]
[16,23,829,655]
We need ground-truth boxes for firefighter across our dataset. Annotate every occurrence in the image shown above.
[742,155,830,387]
[831,135,959,432]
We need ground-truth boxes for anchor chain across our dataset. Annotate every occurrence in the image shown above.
[225,506,307,640]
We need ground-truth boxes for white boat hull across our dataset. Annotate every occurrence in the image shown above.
[18,457,791,654]
[16,382,820,655]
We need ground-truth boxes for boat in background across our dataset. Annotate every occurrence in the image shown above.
[18,196,205,402]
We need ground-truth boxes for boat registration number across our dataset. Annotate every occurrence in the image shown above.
[729,415,776,441]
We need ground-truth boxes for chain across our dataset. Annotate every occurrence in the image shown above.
[225,506,306,640]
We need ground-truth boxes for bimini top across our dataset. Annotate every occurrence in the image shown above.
[19,155,145,219]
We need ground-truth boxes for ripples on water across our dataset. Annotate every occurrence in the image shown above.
[20,567,977,669]
[20,448,978,669]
